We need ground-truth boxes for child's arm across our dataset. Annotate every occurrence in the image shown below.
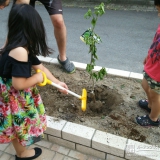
[15,0,30,4]
[9,47,43,90]
[12,73,43,90]
[32,64,68,94]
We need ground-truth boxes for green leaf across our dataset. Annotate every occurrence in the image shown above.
[93,73,98,81]
[94,2,105,16]
[83,3,106,90]
[84,9,92,19]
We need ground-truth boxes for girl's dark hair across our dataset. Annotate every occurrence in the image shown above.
[0,0,6,5]
[154,0,160,6]
[1,4,53,57]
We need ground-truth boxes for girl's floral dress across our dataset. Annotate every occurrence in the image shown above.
[0,51,47,146]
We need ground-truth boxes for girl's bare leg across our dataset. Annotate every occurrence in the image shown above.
[149,89,160,121]
[12,138,35,158]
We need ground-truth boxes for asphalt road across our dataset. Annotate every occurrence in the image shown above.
[0,4,159,73]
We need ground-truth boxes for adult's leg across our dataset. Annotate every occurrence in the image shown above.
[12,138,35,158]
[50,14,75,73]
[38,0,75,73]
[141,77,152,109]
[50,14,67,61]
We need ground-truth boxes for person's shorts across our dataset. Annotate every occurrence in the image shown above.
[30,0,62,15]
[143,71,160,94]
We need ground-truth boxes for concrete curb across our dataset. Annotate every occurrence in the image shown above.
[61,0,156,12]
[38,56,160,160]
[33,0,157,12]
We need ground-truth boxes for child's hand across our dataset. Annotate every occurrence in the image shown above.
[57,82,68,94]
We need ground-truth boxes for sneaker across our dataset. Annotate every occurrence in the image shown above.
[57,56,75,74]
[135,115,159,127]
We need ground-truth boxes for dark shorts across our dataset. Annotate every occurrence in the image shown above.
[30,0,63,15]
[143,71,160,94]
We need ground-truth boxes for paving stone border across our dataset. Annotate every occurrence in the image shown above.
[38,56,160,160]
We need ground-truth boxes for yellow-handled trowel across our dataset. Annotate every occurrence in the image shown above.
[36,69,87,111]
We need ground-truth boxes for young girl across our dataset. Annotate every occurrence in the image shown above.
[136,0,160,127]
[0,4,68,160]
[0,0,9,9]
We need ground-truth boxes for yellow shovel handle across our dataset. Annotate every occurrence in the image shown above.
[36,69,87,112]
[36,69,52,86]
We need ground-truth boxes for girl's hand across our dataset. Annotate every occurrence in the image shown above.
[57,81,68,94]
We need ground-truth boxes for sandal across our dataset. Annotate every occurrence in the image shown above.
[138,99,151,113]
[15,147,42,160]
[135,115,159,127]
[57,56,75,73]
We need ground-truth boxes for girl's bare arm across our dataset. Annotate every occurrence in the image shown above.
[9,47,43,90]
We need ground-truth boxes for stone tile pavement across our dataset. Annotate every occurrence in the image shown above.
[0,140,103,160]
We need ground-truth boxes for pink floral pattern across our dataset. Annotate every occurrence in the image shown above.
[0,77,47,146]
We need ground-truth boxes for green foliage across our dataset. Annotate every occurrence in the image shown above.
[83,3,107,91]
